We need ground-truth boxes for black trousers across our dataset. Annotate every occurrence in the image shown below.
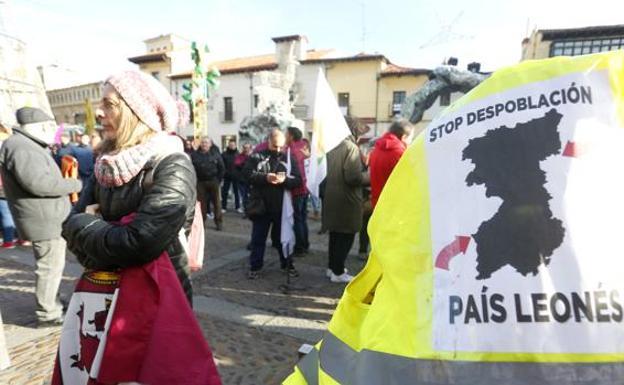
[197,180,222,225]
[249,212,287,271]
[328,231,356,275]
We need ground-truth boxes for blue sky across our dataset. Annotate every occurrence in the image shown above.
[6,0,624,82]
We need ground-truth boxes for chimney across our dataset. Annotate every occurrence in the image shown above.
[446,57,458,66]
[272,35,308,68]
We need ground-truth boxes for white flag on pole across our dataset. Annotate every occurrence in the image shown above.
[306,68,351,197]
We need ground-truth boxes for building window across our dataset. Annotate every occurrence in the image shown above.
[151,71,160,81]
[254,94,259,108]
[550,37,624,57]
[440,92,451,107]
[392,91,406,115]
[224,97,233,122]
[338,92,350,115]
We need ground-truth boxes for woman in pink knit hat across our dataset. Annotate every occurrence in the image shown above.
[53,71,221,385]
[65,69,196,300]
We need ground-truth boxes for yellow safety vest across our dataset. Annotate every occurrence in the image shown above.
[284,50,624,385]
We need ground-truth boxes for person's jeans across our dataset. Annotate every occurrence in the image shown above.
[238,182,249,211]
[0,199,15,243]
[328,232,356,275]
[292,195,309,253]
[221,177,240,210]
[197,180,222,225]
[32,238,66,321]
[249,212,289,271]
[310,194,321,213]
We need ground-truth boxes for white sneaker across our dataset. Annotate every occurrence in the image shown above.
[207,213,214,220]
[326,268,348,278]
[329,272,354,283]
[236,207,244,214]
[221,209,227,214]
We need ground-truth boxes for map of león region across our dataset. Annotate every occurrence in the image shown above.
[462,108,566,279]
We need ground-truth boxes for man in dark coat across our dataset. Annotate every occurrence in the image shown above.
[243,129,301,279]
[322,131,369,283]
[191,137,225,230]
[221,139,241,213]
[0,107,82,326]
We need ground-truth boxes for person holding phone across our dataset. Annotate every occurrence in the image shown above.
[243,129,301,279]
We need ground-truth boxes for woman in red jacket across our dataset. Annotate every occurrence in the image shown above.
[369,119,414,208]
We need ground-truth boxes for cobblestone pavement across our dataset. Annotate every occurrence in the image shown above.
[0,212,367,385]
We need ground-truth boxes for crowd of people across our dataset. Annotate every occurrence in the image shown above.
[184,117,414,282]
[0,68,415,382]
[187,120,414,283]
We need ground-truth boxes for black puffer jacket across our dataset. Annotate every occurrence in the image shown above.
[62,152,197,303]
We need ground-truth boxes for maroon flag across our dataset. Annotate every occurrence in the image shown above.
[52,214,221,385]
[98,253,221,385]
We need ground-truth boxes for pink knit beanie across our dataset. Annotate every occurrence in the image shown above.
[106,70,188,132]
